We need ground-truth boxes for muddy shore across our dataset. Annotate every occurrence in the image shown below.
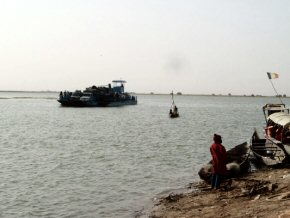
[140,167,290,218]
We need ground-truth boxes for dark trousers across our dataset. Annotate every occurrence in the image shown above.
[211,174,222,189]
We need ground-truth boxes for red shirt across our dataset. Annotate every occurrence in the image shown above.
[210,143,227,175]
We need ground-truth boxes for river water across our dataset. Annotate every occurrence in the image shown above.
[0,92,289,218]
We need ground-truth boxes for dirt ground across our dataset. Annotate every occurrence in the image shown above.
[146,168,290,218]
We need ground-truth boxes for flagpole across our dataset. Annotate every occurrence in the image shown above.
[268,74,283,104]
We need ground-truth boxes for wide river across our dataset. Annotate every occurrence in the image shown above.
[0,92,289,218]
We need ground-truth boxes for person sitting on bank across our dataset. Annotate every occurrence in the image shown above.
[210,134,227,189]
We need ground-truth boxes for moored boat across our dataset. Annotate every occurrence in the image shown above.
[250,129,287,167]
[263,104,290,158]
[250,75,290,166]
[198,141,250,183]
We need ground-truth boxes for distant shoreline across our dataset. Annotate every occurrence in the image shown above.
[0,90,288,98]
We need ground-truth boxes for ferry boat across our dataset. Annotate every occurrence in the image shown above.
[57,80,137,107]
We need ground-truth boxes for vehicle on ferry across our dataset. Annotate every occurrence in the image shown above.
[57,90,84,106]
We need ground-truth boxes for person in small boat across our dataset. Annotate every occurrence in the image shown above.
[210,134,227,189]
[174,105,178,113]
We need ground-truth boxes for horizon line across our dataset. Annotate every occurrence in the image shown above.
[0,90,288,98]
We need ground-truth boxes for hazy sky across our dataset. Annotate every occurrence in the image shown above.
[1,0,290,95]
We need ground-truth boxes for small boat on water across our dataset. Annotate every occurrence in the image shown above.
[57,80,137,107]
[169,107,179,118]
[250,129,287,167]
[198,142,250,182]
[169,92,179,118]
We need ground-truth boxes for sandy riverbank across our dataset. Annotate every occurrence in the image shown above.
[141,167,290,218]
